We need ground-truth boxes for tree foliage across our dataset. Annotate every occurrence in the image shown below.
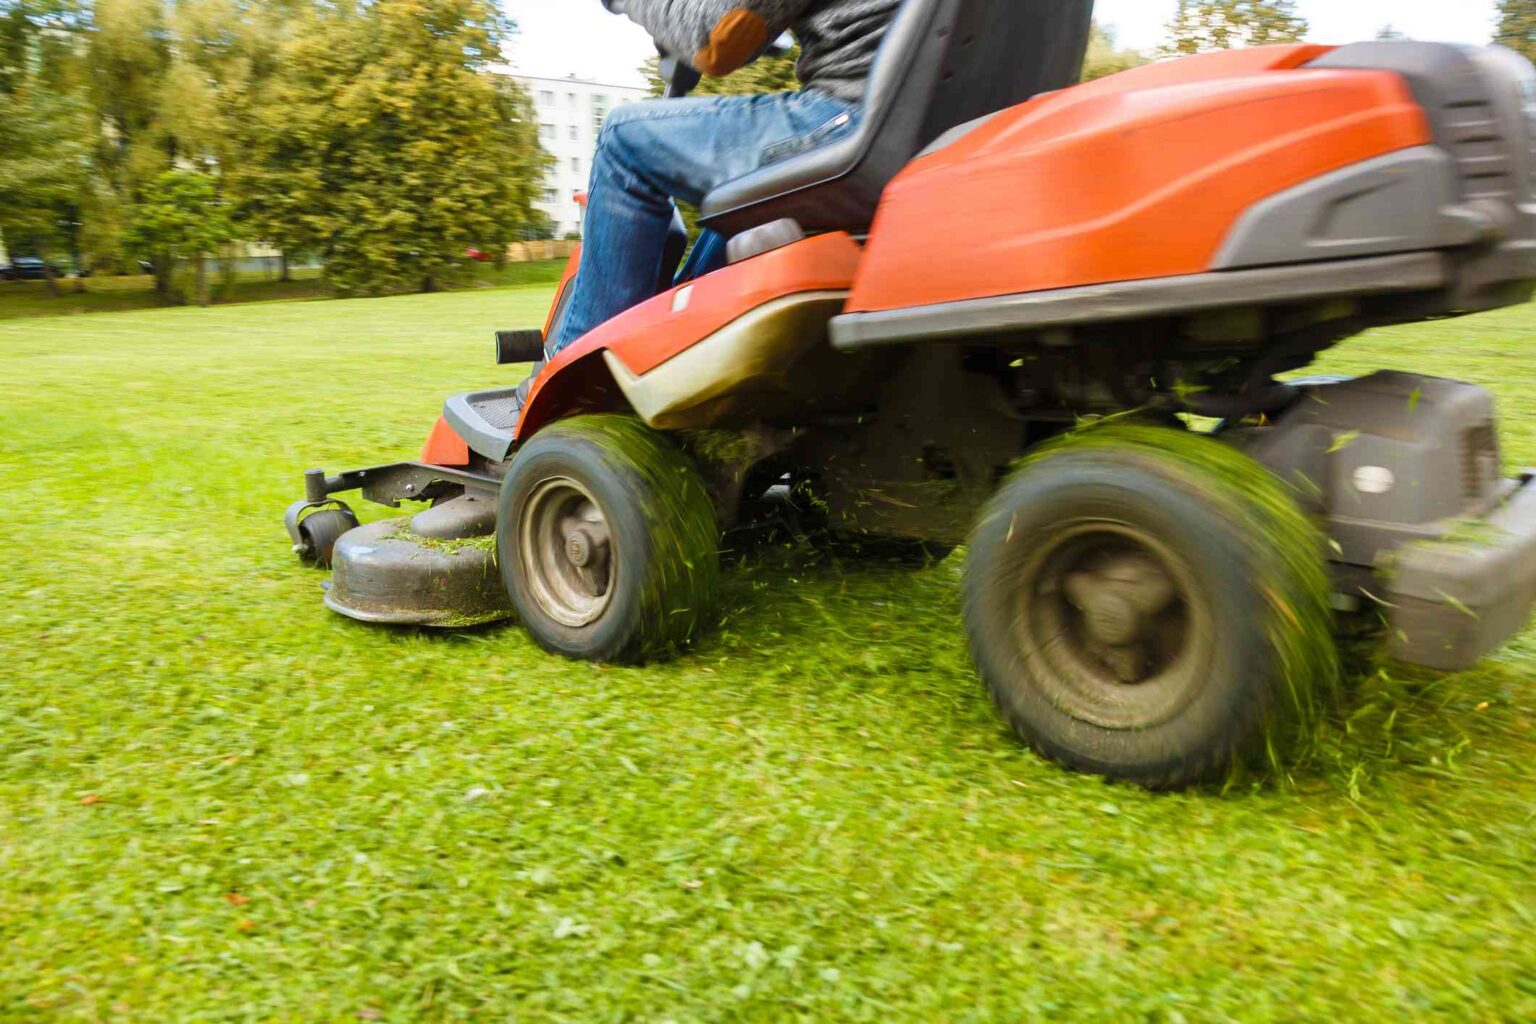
[0,0,89,289]
[1,0,81,94]
[1082,22,1149,82]
[1496,1,1536,65]
[1,0,550,297]
[236,0,547,295]
[1162,0,1309,57]
[0,78,87,249]
[126,169,236,304]
[86,0,175,278]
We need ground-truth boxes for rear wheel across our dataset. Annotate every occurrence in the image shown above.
[498,415,720,663]
[963,425,1337,789]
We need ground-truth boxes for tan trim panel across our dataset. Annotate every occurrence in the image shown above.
[604,291,849,430]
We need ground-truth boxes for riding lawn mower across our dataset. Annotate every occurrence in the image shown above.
[284,0,1536,789]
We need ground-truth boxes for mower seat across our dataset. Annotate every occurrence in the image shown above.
[697,0,1094,237]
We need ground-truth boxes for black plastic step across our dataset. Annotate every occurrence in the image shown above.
[443,387,524,462]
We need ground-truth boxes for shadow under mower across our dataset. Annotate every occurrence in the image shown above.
[286,19,1536,789]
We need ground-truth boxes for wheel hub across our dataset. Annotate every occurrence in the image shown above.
[1010,522,1213,731]
[1064,552,1178,683]
[565,528,595,567]
[520,478,616,628]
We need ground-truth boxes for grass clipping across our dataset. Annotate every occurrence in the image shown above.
[1026,422,1342,772]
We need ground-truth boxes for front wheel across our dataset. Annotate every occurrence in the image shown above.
[498,415,721,663]
[963,425,1338,789]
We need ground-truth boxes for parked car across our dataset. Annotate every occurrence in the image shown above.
[1,257,64,281]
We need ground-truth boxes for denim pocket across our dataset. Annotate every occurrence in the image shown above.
[760,110,856,166]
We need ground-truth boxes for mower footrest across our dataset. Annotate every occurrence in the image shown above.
[444,388,522,462]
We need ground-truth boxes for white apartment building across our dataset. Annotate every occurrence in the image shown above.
[518,75,650,237]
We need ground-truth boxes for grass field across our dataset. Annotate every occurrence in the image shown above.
[0,261,566,321]
[2,287,1533,1021]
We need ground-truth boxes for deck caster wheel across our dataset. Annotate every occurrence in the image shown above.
[294,506,359,569]
[963,426,1337,789]
[499,415,720,663]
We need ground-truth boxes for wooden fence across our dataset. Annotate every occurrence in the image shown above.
[506,239,578,263]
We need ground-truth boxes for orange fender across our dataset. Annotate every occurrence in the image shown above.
[515,232,862,440]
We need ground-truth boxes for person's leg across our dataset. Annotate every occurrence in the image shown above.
[550,90,857,353]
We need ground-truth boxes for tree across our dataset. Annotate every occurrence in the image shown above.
[174,0,313,280]
[1082,22,1149,81]
[1162,0,1309,56]
[1496,1,1536,64]
[126,169,236,305]
[243,0,548,295]
[0,0,574,298]
[87,0,176,283]
[0,4,89,294]
[2,0,83,94]
[227,2,342,283]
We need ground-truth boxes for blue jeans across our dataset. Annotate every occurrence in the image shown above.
[550,89,859,353]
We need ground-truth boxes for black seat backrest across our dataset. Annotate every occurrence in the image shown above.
[698,0,1095,236]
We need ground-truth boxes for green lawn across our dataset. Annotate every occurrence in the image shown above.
[0,261,566,321]
[1,288,1532,1021]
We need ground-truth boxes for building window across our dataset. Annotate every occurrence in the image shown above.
[539,123,554,141]
[568,125,578,141]
[567,92,577,107]
[542,188,557,203]
[571,157,580,174]
[539,90,553,105]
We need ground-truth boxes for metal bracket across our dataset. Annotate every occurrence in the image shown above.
[283,496,352,549]
[294,462,502,512]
